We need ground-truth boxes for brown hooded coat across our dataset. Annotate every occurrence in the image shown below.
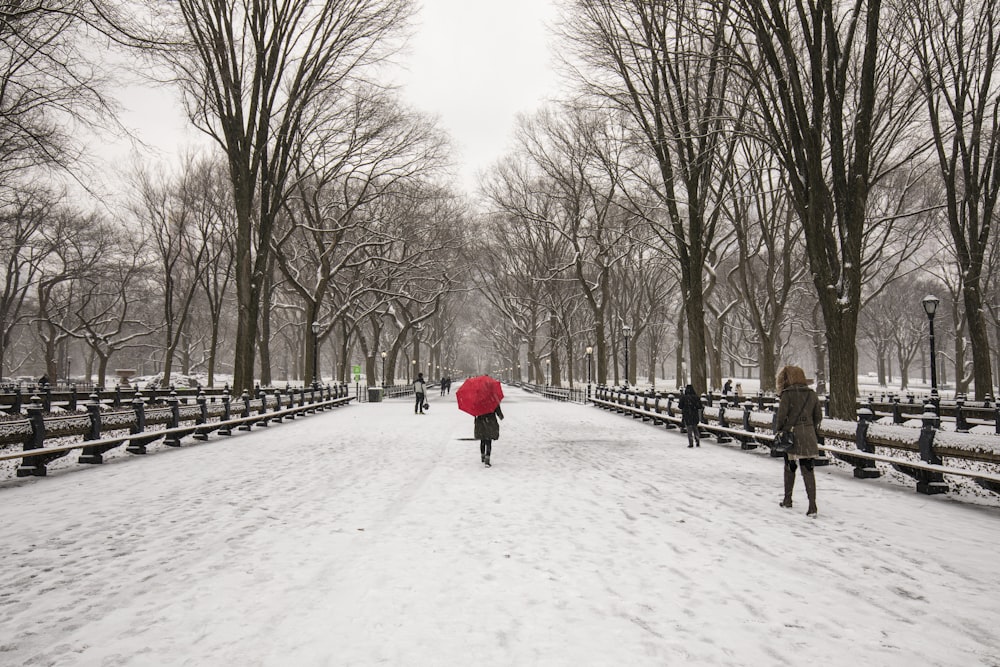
[775,365,823,458]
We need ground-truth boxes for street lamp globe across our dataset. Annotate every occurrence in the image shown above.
[922,294,939,317]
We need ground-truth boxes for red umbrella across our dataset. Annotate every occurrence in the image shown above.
[455,375,504,417]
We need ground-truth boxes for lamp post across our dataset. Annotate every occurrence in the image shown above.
[622,324,632,387]
[311,321,320,389]
[922,295,940,401]
[411,359,416,383]
[545,358,551,385]
[381,351,387,387]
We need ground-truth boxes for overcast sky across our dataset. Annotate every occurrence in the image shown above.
[394,0,561,190]
[107,0,561,196]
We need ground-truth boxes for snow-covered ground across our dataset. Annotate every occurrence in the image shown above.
[1,386,999,666]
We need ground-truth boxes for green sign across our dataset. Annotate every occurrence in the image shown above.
[352,364,362,382]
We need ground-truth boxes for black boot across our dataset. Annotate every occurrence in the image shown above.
[480,441,486,463]
[780,463,795,508]
[802,465,818,517]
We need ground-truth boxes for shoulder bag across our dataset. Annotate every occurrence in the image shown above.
[773,396,810,454]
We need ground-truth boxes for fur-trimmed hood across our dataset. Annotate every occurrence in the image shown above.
[776,365,812,394]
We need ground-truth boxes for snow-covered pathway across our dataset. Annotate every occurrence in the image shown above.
[1,388,998,666]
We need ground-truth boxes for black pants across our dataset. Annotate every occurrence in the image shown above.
[480,440,492,457]
[415,394,425,413]
[685,424,700,446]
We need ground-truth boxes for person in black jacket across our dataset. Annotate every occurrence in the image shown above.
[475,405,504,467]
[678,384,701,448]
[413,373,426,414]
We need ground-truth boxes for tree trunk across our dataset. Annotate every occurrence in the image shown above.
[232,259,258,393]
[97,354,109,389]
[595,325,608,386]
[825,312,860,419]
[965,288,994,399]
[675,313,685,389]
[208,320,220,388]
[759,335,777,394]
[685,288,709,393]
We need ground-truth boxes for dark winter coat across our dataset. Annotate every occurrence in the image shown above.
[474,405,504,440]
[678,390,701,426]
[775,385,822,458]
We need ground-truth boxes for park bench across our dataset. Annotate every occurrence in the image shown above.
[590,387,1000,498]
[0,384,353,478]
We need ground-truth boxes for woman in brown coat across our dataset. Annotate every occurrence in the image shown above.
[774,365,823,516]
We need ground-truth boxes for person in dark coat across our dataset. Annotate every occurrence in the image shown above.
[678,384,701,448]
[722,379,732,395]
[474,405,504,467]
[774,365,823,517]
[413,373,426,414]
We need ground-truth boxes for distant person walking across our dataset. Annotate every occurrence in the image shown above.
[475,404,504,467]
[440,376,447,396]
[722,379,732,396]
[678,385,701,448]
[775,365,823,517]
[413,373,427,415]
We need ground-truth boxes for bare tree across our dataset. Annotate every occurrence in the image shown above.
[274,85,447,383]
[726,0,926,418]
[34,208,116,382]
[560,0,739,394]
[0,0,166,191]
[724,145,807,393]
[133,155,229,387]
[483,106,651,385]
[190,159,236,388]
[165,0,412,392]
[907,0,1000,399]
[67,233,157,386]
[0,188,58,377]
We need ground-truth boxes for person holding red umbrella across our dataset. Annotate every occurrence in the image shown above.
[456,375,505,467]
[475,404,504,467]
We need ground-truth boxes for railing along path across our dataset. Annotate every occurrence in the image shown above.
[573,386,1000,498]
[0,384,353,478]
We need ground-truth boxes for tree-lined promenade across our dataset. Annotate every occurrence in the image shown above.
[2,391,999,665]
[2,1,1000,421]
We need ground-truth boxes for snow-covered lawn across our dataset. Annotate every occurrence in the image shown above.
[1,387,998,666]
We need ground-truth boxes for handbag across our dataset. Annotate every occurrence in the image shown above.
[773,398,809,453]
[772,429,796,453]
